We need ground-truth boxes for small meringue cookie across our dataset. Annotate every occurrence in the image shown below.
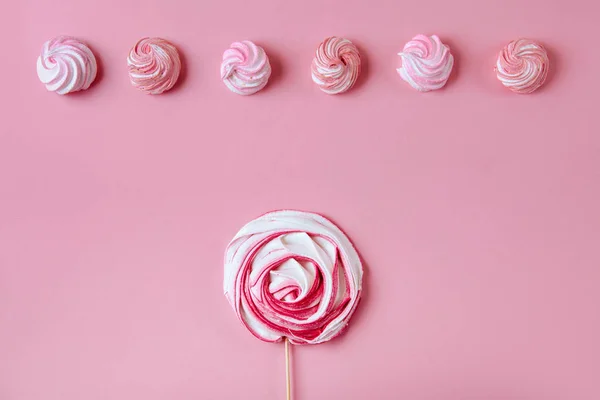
[495,39,549,94]
[221,41,271,95]
[128,37,181,95]
[311,37,361,94]
[37,36,97,95]
[397,34,454,92]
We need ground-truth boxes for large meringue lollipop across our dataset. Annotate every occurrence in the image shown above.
[224,210,364,398]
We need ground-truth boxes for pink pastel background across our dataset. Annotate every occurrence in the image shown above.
[1,0,599,399]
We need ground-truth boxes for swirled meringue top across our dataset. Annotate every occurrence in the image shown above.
[36,36,97,95]
[221,41,271,95]
[224,210,363,345]
[311,37,361,95]
[397,34,454,92]
[127,37,181,95]
[495,38,549,94]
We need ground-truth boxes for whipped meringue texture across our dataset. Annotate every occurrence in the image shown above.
[36,36,97,95]
[311,37,361,94]
[221,41,271,95]
[224,210,363,345]
[128,37,181,95]
[397,34,454,92]
[495,38,549,94]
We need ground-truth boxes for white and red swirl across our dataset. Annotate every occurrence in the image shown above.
[127,37,181,95]
[397,34,454,92]
[224,210,363,345]
[311,37,361,95]
[495,38,549,94]
[221,41,271,95]
[36,36,97,95]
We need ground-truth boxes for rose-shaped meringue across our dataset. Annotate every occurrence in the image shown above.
[36,36,97,95]
[397,34,454,92]
[221,41,271,95]
[127,37,181,95]
[311,37,361,94]
[224,210,363,345]
[495,39,549,94]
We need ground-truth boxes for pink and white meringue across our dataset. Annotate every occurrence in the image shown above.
[495,39,549,94]
[397,34,454,92]
[311,37,361,95]
[224,210,363,345]
[127,37,181,95]
[221,41,271,95]
[36,36,97,95]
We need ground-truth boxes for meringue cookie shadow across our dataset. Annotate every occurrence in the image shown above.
[439,38,461,89]
[347,39,370,92]
[535,42,556,93]
[260,44,283,92]
[166,41,187,94]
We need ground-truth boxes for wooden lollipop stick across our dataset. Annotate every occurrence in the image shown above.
[285,337,291,400]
